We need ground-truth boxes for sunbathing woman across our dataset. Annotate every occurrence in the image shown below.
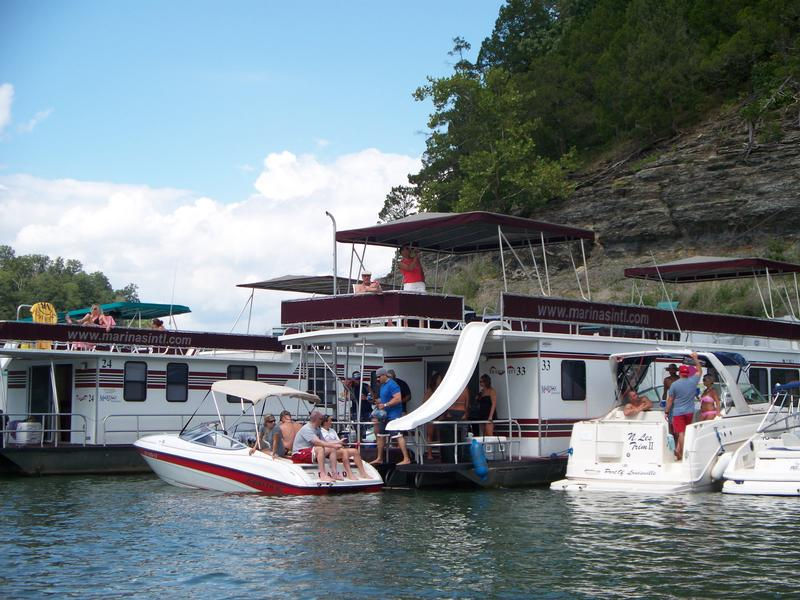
[699,374,721,420]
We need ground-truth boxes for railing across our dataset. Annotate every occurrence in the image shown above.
[100,413,227,445]
[1,412,88,448]
[337,418,523,466]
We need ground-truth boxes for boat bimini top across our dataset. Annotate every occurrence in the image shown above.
[609,349,752,414]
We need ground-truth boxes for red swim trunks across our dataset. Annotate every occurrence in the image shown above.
[291,447,313,464]
[672,413,694,435]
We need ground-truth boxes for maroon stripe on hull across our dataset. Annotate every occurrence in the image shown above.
[137,448,381,495]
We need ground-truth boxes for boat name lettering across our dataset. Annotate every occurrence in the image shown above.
[506,365,526,376]
[535,303,650,326]
[627,432,654,451]
[541,385,558,394]
[488,366,506,375]
[99,391,120,403]
[76,393,94,403]
[603,467,657,477]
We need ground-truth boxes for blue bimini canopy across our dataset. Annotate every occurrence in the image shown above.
[712,351,748,367]
[20,302,191,323]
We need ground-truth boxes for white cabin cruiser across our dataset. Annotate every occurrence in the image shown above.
[722,382,800,495]
[134,380,383,494]
[551,350,769,493]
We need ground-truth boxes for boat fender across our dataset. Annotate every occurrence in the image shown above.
[470,439,489,480]
[711,451,733,481]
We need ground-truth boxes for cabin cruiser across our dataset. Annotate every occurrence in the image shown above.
[246,212,800,489]
[134,380,383,494]
[0,300,381,475]
[722,382,800,495]
[551,350,769,493]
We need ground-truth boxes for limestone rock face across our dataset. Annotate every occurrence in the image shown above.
[538,110,800,257]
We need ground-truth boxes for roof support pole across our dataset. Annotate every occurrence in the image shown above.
[246,288,254,335]
[754,272,770,318]
[795,273,800,318]
[500,331,514,460]
[500,229,541,293]
[50,361,59,447]
[498,225,508,293]
[325,212,338,296]
[650,252,682,335]
[540,233,551,296]
[580,239,591,300]
[527,241,546,296]
[766,268,775,318]
[568,247,587,301]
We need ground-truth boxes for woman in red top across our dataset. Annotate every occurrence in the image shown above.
[399,245,426,292]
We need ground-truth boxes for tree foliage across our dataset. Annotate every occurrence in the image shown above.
[385,0,800,220]
[0,245,139,320]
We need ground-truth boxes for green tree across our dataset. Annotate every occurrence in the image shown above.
[378,185,419,222]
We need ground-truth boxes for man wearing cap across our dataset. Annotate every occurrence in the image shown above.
[665,352,702,460]
[353,271,382,294]
[370,367,411,466]
[347,371,372,424]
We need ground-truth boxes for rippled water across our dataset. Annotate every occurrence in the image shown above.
[2,475,799,599]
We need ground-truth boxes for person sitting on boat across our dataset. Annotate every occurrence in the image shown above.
[151,318,166,330]
[66,303,115,331]
[292,410,344,482]
[320,414,369,479]
[699,374,721,420]
[665,352,703,460]
[353,271,382,294]
[279,410,302,453]
[623,390,653,417]
[398,245,426,293]
[249,414,286,457]
[370,367,411,466]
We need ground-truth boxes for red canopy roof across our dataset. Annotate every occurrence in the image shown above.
[335,211,594,255]
[624,256,800,283]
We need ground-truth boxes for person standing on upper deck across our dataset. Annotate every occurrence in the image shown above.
[665,352,702,461]
[398,245,425,293]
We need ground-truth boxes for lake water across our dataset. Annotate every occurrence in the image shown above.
[2,475,799,599]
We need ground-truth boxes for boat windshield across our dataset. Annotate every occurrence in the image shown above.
[739,383,768,406]
[180,423,247,450]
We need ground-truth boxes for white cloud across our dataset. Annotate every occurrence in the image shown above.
[17,108,53,133]
[0,148,419,333]
[0,83,13,134]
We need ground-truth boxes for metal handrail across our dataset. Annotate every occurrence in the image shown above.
[1,412,88,447]
[100,413,224,445]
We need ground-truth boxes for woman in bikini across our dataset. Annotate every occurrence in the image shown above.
[699,373,721,420]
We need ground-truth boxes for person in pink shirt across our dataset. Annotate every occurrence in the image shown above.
[398,245,426,292]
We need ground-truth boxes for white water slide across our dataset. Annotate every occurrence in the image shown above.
[386,320,508,431]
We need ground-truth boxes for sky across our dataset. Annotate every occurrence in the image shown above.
[0,1,505,333]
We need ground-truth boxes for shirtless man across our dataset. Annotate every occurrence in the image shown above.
[353,271,382,294]
[623,390,653,417]
[278,410,302,454]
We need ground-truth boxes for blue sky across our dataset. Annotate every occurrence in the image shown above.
[0,1,505,331]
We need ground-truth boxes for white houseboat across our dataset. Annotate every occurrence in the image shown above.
[259,211,800,488]
[0,300,381,475]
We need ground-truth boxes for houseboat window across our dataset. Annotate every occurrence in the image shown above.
[772,368,800,398]
[226,365,257,403]
[561,360,586,401]
[748,367,769,398]
[124,361,147,402]
[308,366,335,404]
[166,363,189,402]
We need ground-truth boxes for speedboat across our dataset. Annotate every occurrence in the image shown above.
[134,380,383,494]
[551,350,769,493]
[722,382,800,495]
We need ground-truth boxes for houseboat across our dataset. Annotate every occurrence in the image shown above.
[257,211,800,488]
[0,300,381,475]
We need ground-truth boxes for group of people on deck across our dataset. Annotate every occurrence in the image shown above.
[623,351,721,460]
[249,409,370,483]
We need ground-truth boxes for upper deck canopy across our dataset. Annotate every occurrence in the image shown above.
[624,256,800,283]
[20,301,191,323]
[335,211,595,255]
[238,274,400,295]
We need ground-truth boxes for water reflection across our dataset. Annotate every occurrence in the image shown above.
[2,478,800,598]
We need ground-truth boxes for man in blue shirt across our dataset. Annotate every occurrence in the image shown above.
[665,352,702,461]
[369,367,411,466]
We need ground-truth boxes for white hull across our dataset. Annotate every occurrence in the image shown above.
[135,434,382,495]
[721,433,800,496]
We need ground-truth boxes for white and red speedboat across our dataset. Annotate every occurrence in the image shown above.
[134,380,383,494]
